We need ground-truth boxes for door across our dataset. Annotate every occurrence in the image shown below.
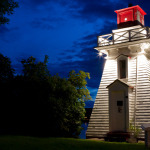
[109,90,127,132]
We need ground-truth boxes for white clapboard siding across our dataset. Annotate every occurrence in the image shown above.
[86,59,117,138]
[87,46,150,139]
[135,55,150,138]
[128,57,136,125]
[127,54,150,138]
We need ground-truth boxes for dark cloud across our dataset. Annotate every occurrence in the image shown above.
[31,0,50,5]
[28,0,74,7]
[0,25,20,42]
[48,20,116,95]
[24,0,121,23]
[25,0,150,25]
[30,15,66,29]
[74,20,116,60]
[30,19,54,30]
[0,25,19,34]
[0,25,9,34]
[65,49,77,53]
[58,0,127,22]
[24,0,51,6]
[41,17,65,23]
[62,0,150,25]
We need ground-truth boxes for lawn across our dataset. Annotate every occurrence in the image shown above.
[0,136,147,150]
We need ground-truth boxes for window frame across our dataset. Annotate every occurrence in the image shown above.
[117,55,128,79]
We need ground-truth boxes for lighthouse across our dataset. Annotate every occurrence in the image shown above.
[86,5,150,139]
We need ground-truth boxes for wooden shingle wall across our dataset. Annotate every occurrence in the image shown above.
[135,55,150,138]
[87,53,150,139]
[86,59,117,138]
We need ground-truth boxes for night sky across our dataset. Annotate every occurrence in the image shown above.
[1,0,150,101]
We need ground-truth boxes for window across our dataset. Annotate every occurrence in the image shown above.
[117,101,123,106]
[117,55,128,79]
[119,60,126,78]
[119,10,133,23]
[117,101,123,113]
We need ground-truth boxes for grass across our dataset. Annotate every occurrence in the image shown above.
[0,135,147,150]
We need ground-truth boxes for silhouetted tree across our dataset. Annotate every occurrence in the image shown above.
[0,55,91,138]
[0,0,19,25]
[0,54,14,134]
[0,53,14,81]
[18,56,91,137]
[21,55,49,80]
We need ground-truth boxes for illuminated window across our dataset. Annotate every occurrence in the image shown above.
[119,10,133,23]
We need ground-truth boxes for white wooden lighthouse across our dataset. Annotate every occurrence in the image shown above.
[86,5,150,139]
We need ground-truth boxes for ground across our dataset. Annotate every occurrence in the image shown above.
[0,136,146,150]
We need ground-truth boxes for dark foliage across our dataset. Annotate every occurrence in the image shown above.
[0,54,91,138]
[0,0,19,24]
[0,53,14,81]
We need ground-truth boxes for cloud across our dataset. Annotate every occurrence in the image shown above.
[30,19,54,30]
[25,0,150,26]
[0,25,9,34]
[0,25,19,34]
[0,25,20,42]
[73,20,116,60]
[56,0,127,22]
[28,0,73,7]
[30,16,66,29]
[47,20,117,101]
[31,0,50,5]
[23,0,51,6]
[25,0,124,23]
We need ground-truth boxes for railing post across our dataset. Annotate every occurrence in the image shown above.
[112,33,114,44]
[129,30,131,42]
[97,36,99,46]
[146,27,149,38]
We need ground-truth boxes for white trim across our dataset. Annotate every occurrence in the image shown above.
[112,25,142,33]
[95,38,150,51]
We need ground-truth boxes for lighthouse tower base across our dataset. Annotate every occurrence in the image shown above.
[86,48,150,139]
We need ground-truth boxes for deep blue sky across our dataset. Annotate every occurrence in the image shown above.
[1,0,150,100]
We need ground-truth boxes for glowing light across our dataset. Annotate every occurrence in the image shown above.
[97,50,108,59]
[125,18,127,21]
[99,52,102,56]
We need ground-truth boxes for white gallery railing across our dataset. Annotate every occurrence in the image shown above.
[98,26,150,47]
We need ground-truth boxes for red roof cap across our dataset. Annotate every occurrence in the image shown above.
[115,5,146,15]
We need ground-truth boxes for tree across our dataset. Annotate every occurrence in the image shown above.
[0,53,14,81]
[0,54,14,134]
[21,55,50,80]
[68,70,91,101]
[0,55,91,138]
[0,0,19,25]
[48,75,86,137]
[19,57,91,137]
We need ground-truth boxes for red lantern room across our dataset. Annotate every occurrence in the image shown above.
[115,5,146,29]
